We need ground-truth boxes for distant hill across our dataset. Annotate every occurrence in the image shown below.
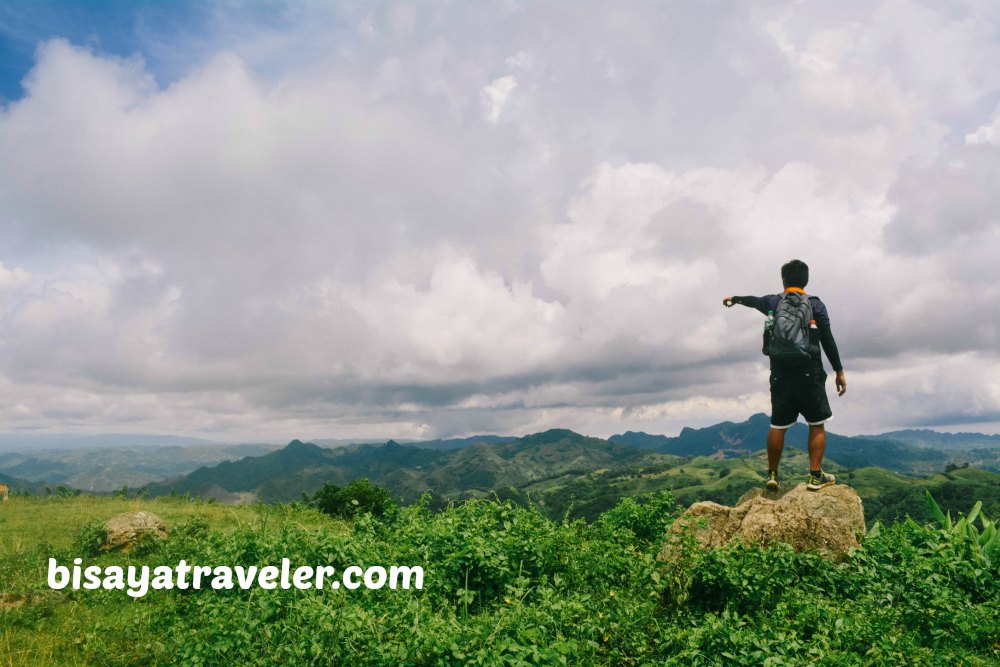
[137,423,1000,527]
[407,434,518,450]
[0,443,282,491]
[611,413,965,476]
[0,469,47,496]
[515,447,1000,527]
[143,429,675,504]
[612,413,774,456]
[310,435,517,450]
[8,416,999,527]
[874,429,1000,451]
[7,419,998,494]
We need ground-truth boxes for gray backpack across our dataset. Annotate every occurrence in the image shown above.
[764,291,814,364]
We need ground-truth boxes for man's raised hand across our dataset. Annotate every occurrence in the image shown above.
[723,297,735,307]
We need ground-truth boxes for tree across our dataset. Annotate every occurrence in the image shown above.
[305,479,396,519]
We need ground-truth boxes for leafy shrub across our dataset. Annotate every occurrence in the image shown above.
[76,519,108,556]
[599,490,677,544]
[172,515,210,541]
[304,479,397,519]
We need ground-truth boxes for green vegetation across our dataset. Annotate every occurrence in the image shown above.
[303,479,397,519]
[6,418,1000,508]
[0,495,345,664]
[2,489,999,665]
[611,414,969,475]
[860,466,1000,526]
[140,430,678,505]
[123,426,1000,531]
[515,448,1000,528]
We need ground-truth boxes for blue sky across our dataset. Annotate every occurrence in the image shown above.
[2,1,187,101]
[0,1,305,102]
[1,1,999,442]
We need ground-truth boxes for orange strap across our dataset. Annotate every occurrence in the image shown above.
[784,287,814,324]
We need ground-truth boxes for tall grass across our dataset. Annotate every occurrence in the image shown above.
[1,492,998,665]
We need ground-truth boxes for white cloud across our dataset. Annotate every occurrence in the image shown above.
[0,262,31,297]
[1,1,999,440]
[966,104,1000,146]
[353,256,566,376]
[482,75,517,124]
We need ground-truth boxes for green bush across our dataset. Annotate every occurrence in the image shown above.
[75,519,108,556]
[598,490,677,544]
[304,479,397,519]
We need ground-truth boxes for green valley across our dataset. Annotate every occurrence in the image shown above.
[126,417,1000,528]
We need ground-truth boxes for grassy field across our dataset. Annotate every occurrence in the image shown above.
[2,489,999,665]
[515,447,1000,525]
[0,496,346,666]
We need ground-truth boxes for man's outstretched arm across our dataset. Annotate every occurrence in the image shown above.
[722,295,768,314]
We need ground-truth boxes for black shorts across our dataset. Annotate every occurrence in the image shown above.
[769,367,832,429]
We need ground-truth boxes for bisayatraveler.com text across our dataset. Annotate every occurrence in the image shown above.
[48,558,424,598]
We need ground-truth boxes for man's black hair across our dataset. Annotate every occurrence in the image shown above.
[781,259,809,289]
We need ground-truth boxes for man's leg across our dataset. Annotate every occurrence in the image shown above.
[801,368,835,489]
[807,424,826,472]
[767,427,786,471]
[767,371,796,489]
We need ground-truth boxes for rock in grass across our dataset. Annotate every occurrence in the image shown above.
[662,483,865,559]
[102,511,168,553]
[0,590,68,613]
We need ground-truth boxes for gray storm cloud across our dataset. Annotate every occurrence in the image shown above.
[0,1,999,441]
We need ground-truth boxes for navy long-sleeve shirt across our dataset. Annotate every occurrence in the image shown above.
[733,293,844,373]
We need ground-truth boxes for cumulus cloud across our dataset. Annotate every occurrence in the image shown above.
[0,262,30,296]
[966,104,1000,146]
[1,1,999,440]
[482,75,517,124]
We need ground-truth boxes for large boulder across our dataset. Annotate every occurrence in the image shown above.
[662,483,865,559]
[102,511,168,553]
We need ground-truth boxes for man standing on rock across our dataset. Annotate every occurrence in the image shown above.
[723,259,846,492]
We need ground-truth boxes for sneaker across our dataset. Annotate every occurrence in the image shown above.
[765,471,780,491]
[807,470,836,491]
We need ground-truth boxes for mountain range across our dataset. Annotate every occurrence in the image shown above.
[0,443,282,491]
[126,415,1000,525]
[865,428,1000,451]
[144,429,676,504]
[610,413,967,474]
[2,414,999,525]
